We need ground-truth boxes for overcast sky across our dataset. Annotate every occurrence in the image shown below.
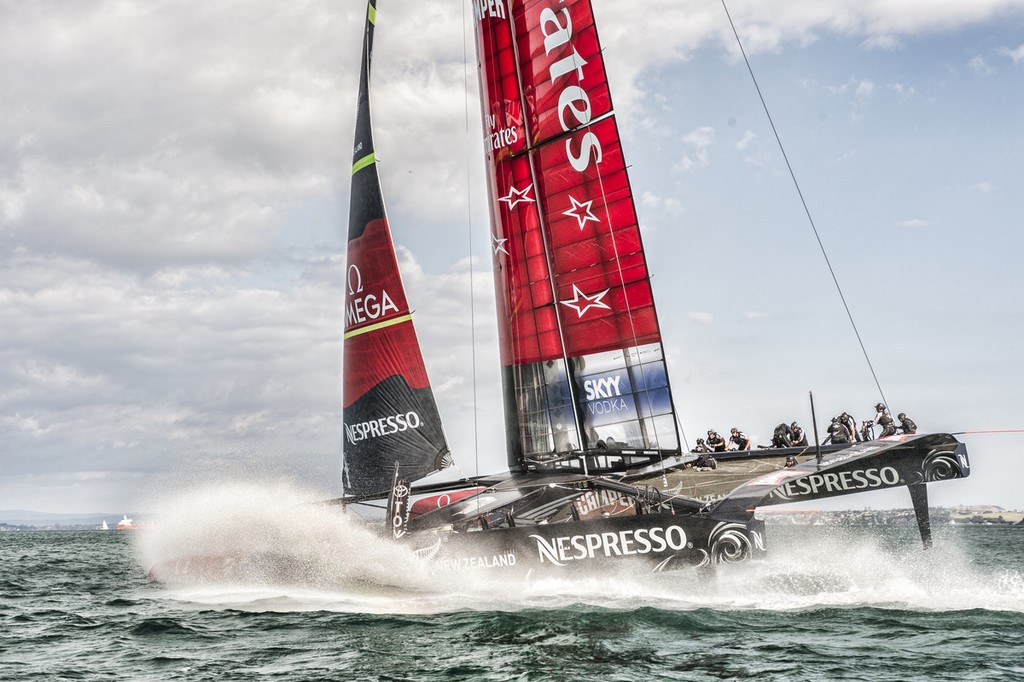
[2,0,1023,514]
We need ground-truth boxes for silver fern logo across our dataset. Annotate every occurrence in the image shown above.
[923,449,965,482]
[709,522,755,564]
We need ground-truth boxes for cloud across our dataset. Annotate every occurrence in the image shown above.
[968,56,996,75]
[887,82,917,100]
[861,34,904,51]
[675,126,716,172]
[689,311,715,324]
[971,182,994,194]
[641,191,683,216]
[1000,44,1024,63]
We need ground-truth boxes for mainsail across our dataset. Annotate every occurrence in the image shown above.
[343,0,450,496]
[474,0,681,473]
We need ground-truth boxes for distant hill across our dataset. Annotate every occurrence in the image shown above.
[0,510,141,528]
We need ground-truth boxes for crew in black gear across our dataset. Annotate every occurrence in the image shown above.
[788,422,808,447]
[898,413,918,434]
[706,430,727,452]
[874,403,897,438]
[827,417,851,444]
[771,423,791,448]
[729,428,751,450]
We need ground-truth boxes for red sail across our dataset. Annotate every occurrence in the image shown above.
[343,0,450,496]
[474,0,681,469]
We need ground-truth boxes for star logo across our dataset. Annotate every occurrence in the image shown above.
[499,183,535,210]
[492,235,509,256]
[563,195,599,231]
[560,284,612,318]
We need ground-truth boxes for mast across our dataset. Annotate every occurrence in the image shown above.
[472,0,682,474]
[342,0,451,496]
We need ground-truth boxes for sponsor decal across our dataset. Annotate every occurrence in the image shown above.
[573,489,635,520]
[388,480,410,540]
[530,525,688,567]
[562,195,599,231]
[484,114,519,152]
[491,235,509,256]
[474,0,506,21]
[560,283,610,318]
[536,4,602,172]
[345,264,399,327]
[344,411,422,444]
[439,551,517,571]
[581,373,629,418]
[583,376,621,400]
[498,183,535,210]
[772,466,902,500]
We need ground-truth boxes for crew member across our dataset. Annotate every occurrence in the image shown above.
[788,422,808,447]
[771,423,791,448]
[729,427,751,450]
[874,403,897,438]
[691,438,711,453]
[706,429,727,452]
[840,412,859,442]
[826,417,851,444]
[898,413,918,434]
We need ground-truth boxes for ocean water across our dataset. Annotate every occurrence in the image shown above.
[2,484,1023,681]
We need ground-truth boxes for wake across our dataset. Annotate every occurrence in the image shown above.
[135,481,1024,615]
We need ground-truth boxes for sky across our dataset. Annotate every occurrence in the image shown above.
[1,0,1023,514]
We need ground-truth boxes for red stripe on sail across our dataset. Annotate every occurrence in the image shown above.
[343,218,431,405]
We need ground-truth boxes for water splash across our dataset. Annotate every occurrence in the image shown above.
[136,480,435,596]
[136,481,1024,615]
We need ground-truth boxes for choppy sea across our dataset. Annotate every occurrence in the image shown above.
[2,483,1023,681]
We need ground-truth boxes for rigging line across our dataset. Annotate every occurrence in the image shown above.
[720,0,888,409]
[461,0,480,476]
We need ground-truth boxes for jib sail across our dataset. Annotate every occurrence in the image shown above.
[343,0,451,496]
[473,0,681,472]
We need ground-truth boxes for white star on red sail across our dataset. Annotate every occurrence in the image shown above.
[563,194,599,231]
[492,235,509,255]
[499,183,535,210]
[560,284,612,317]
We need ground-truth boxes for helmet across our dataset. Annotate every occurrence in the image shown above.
[898,413,906,420]
[731,427,738,434]
[697,438,705,443]
[707,429,714,435]
[791,422,799,428]
[876,403,885,410]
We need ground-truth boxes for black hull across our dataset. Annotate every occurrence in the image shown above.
[408,513,766,575]
[150,434,969,584]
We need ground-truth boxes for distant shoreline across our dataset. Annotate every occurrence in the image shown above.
[2,505,1021,531]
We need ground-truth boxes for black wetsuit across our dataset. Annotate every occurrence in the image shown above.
[828,422,851,444]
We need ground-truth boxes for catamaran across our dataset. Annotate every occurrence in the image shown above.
[336,0,971,576]
[145,0,971,584]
